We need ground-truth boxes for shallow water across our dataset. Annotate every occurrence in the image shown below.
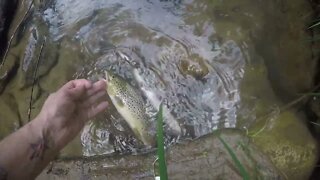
[44,0,244,156]
[0,0,315,160]
[83,1,243,155]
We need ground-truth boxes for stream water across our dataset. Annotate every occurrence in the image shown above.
[0,2,317,177]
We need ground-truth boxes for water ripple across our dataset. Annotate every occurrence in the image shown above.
[41,0,245,156]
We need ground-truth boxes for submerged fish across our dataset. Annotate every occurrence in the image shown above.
[133,69,182,136]
[105,70,155,146]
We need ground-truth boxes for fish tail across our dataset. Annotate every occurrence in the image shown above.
[141,131,156,147]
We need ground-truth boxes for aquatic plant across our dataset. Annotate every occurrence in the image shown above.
[218,135,250,180]
[310,121,320,127]
[308,19,320,42]
[309,21,320,29]
[156,104,168,180]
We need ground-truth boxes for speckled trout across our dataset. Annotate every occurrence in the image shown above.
[105,70,155,146]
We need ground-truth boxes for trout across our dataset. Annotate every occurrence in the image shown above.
[105,70,155,146]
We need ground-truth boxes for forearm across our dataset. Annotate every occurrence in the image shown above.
[0,116,59,180]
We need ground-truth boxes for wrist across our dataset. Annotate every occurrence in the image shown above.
[29,115,58,152]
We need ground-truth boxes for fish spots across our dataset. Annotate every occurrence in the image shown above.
[107,72,148,134]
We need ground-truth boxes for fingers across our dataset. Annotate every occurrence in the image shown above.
[78,79,108,121]
[86,80,106,97]
[79,79,107,108]
[59,79,105,101]
[61,79,92,100]
[57,79,109,122]
[63,79,92,90]
[81,90,106,108]
[81,101,109,121]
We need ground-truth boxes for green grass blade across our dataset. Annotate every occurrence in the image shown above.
[156,104,168,180]
[309,21,320,29]
[218,136,250,180]
[310,121,320,127]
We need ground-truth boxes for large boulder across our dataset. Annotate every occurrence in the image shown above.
[250,111,318,180]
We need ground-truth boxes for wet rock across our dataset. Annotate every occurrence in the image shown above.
[38,130,281,180]
[239,54,318,179]
[16,29,59,89]
[0,93,21,139]
[179,54,209,80]
[0,54,19,94]
[0,59,45,125]
[253,1,316,103]
[250,111,318,180]
[39,38,87,92]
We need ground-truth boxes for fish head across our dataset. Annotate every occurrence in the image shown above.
[104,70,126,95]
[104,70,117,83]
[105,70,117,95]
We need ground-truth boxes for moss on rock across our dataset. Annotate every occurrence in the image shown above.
[250,111,318,180]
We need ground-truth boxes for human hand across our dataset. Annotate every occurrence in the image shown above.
[35,79,108,150]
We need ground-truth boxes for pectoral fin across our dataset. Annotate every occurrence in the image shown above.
[114,96,124,107]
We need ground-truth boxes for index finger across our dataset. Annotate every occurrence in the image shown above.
[63,79,92,90]
[60,79,92,100]
[86,80,106,97]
